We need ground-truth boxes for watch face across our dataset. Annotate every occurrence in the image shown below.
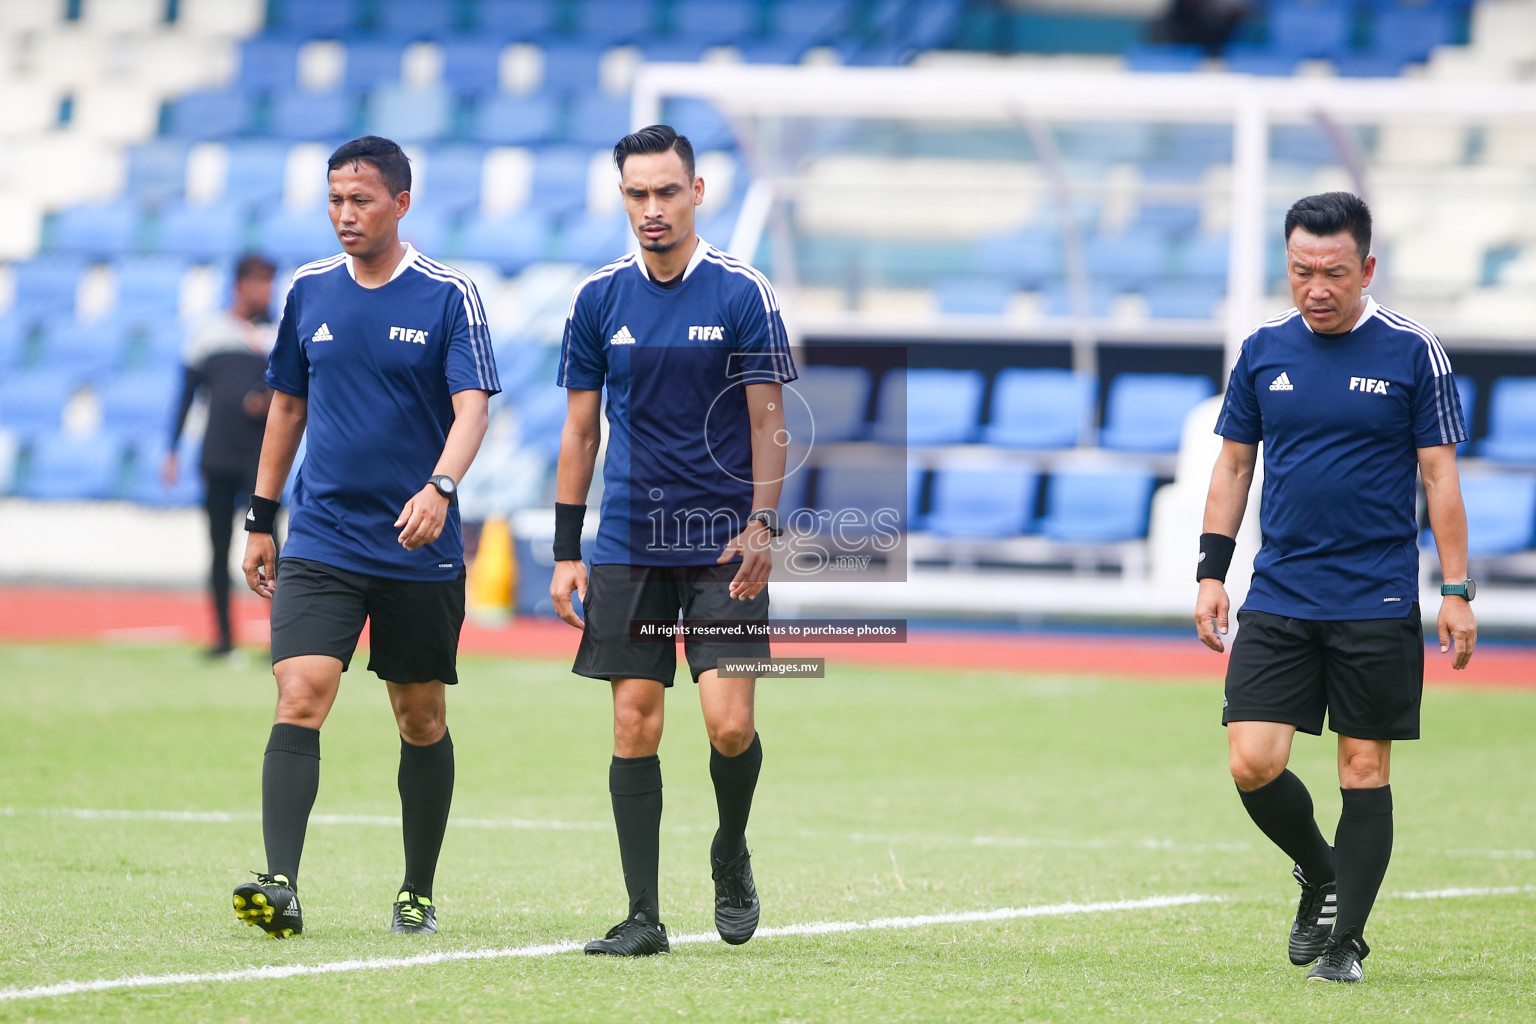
[433,476,455,496]
[1465,579,1477,601]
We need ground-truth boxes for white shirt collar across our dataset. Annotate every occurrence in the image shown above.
[1300,294,1379,335]
[344,243,417,284]
[634,236,711,284]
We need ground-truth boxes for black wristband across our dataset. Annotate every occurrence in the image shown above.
[553,502,586,562]
[1197,532,1236,583]
[245,495,280,534]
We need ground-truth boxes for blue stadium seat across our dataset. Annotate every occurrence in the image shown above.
[974,230,1061,289]
[253,206,341,266]
[770,0,853,48]
[1084,225,1171,289]
[1124,44,1205,72]
[50,200,143,258]
[663,97,734,150]
[138,322,188,371]
[33,318,126,377]
[1266,1,1352,61]
[1056,123,1157,165]
[440,39,503,95]
[127,437,203,507]
[415,146,487,212]
[154,202,248,261]
[528,146,593,215]
[924,466,1038,538]
[220,140,294,205]
[471,0,559,40]
[365,84,452,142]
[113,257,188,322]
[455,210,553,271]
[565,93,630,147]
[373,0,459,39]
[1143,279,1225,320]
[1099,373,1215,452]
[513,384,569,459]
[10,257,84,318]
[1041,280,1119,318]
[125,140,190,204]
[784,365,871,445]
[933,277,1013,316]
[1222,45,1297,76]
[1458,474,1536,557]
[343,41,405,92]
[266,0,364,37]
[399,206,455,255]
[737,37,810,64]
[1480,377,1536,463]
[812,456,908,535]
[1160,123,1233,164]
[99,370,179,435]
[569,0,660,46]
[984,368,1095,449]
[0,369,79,435]
[470,93,560,145]
[1271,124,1343,166]
[491,340,556,395]
[539,42,605,94]
[236,37,301,91]
[634,38,712,63]
[555,210,630,265]
[1038,468,1156,542]
[0,315,28,369]
[872,368,984,446]
[163,89,251,139]
[267,89,357,141]
[1133,204,1202,237]
[668,0,759,46]
[1366,5,1456,64]
[1177,234,1230,283]
[17,432,126,501]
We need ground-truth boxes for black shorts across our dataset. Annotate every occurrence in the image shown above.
[269,557,466,685]
[572,563,770,686]
[1222,606,1424,740]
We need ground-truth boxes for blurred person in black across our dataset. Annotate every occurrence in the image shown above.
[1153,0,1250,55]
[163,254,278,656]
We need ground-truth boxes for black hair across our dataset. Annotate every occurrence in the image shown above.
[234,253,276,281]
[327,136,412,196]
[1284,191,1372,263]
[614,123,695,180]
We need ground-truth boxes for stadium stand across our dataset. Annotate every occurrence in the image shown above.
[0,0,1533,602]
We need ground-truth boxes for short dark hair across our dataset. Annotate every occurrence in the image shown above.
[1284,191,1372,263]
[327,136,411,196]
[234,253,276,281]
[614,124,695,180]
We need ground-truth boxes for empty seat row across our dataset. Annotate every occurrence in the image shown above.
[1,429,201,505]
[788,366,1215,453]
[913,464,1156,544]
[0,369,182,437]
[1422,471,1536,558]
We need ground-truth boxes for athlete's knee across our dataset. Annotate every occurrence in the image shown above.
[705,714,755,757]
[613,701,662,753]
[394,702,446,745]
[1338,745,1388,788]
[1229,746,1286,791]
[274,675,333,728]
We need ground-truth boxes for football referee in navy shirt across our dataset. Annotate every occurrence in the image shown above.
[231,137,499,938]
[552,125,796,956]
[1196,192,1476,983]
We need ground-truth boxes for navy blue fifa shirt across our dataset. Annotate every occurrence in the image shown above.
[1216,297,1465,620]
[558,240,797,566]
[266,246,501,580]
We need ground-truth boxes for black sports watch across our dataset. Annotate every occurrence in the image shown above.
[747,508,782,537]
[1440,579,1476,601]
[428,474,457,501]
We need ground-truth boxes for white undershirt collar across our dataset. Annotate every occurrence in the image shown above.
[634,236,711,285]
[344,243,417,284]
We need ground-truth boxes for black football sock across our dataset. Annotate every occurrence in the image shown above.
[398,730,455,899]
[1333,785,1393,940]
[610,755,663,922]
[1237,769,1336,885]
[709,733,762,863]
[262,723,320,888]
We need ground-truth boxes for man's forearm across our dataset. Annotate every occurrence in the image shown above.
[1425,484,1469,583]
[253,393,307,500]
[432,399,489,483]
[748,419,786,513]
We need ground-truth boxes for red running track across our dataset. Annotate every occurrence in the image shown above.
[1,585,1530,689]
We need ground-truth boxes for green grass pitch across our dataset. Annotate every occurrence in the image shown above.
[2,642,1533,1022]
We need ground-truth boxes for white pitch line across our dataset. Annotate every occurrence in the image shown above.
[0,894,1215,1005]
[1394,884,1536,900]
[9,808,1536,860]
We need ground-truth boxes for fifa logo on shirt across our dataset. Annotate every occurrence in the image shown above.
[390,326,430,344]
[688,325,725,341]
[1349,376,1391,395]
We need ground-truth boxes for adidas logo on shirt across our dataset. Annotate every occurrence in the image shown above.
[610,325,636,345]
[1268,372,1294,391]
[311,323,334,342]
